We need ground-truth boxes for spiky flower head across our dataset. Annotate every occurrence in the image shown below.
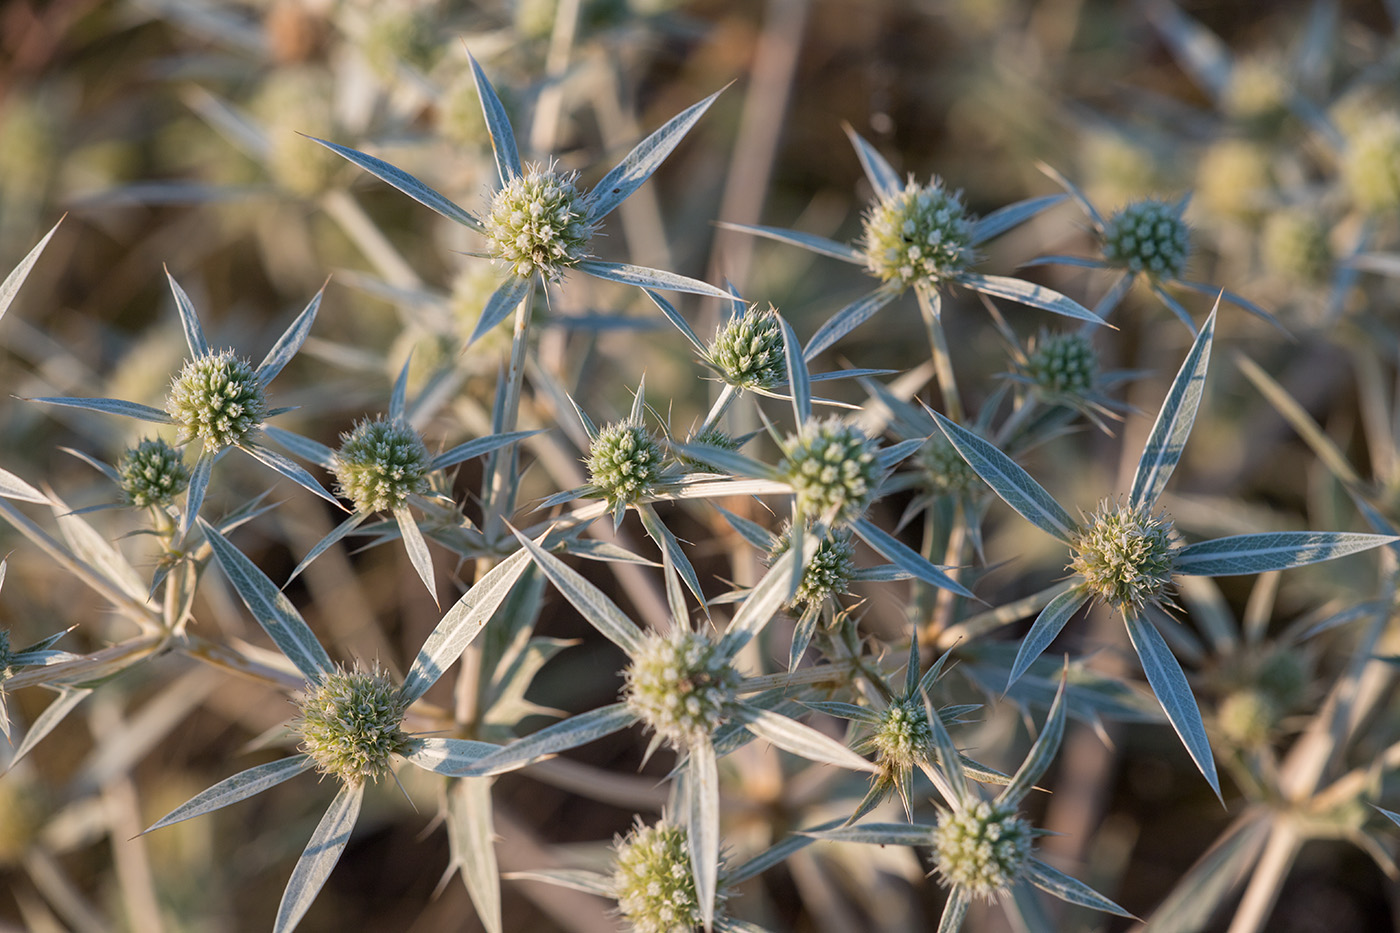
[165,351,267,450]
[1070,500,1176,614]
[1101,198,1190,279]
[1262,208,1333,286]
[624,630,740,747]
[590,421,663,507]
[870,698,931,776]
[484,162,595,279]
[704,305,786,390]
[772,527,856,607]
[918,434,979,497]
[1023,331,1099,400]
[333,418,432,513]
[612,821,710,933]
[294,663,410,786]
[780,419,883,525]
[118,437,191,508]
[1343,114,1400,212]
[931,799,1033,899]
[678,426,739,474]
[861,176,974,287]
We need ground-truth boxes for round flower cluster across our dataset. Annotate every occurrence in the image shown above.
[1070,500,1176,613]
[870,698,931,774]
[780,419,883,525]
[333,418,432,513]
[1101,199,1191,279]
[704,305,786,390]
[117,437,190,509]
[931,799,1033,899]
[165,351,268,450]
[1343,114,1400,213]
[772,528,856,607]
[1261,208,1333,286]
[678,426,739,474]
[624,631,740,747]
[484,163,595,279]
[861,176,974,287]
[1023,331,1098,399]
[1223,57,1289,124]
[611,821,708,933]
[589,421,663,507]
[294,664,410,786]
[918,435,979,497]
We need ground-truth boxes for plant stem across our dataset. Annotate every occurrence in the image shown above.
[916,285,964,424]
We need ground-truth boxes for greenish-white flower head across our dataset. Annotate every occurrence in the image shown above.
[1218,687,1280,747]
[1101,199,1190,279]
[1262,208,1333,286]
[333,418,432,513]
[165,351,267,450]
[679,426,739,474]
[861,176,974,287]
[611,821,709,933]
[294,663,411,786]
[624,630,740,747]
[1223,57,1289,124]
[780,419,883,525]
[919,434,979,497]
[1343,114,1400,213]
[870,697,931,775]
[1023,331,1098,400]
[704,305,786,390]
[484,163,595,279]
[117,437,190,509]
[932,799,1033,899]
[360,8,439,78]
[589,421,663,507]
[772,528,855,607]
[1070,500,1176,614]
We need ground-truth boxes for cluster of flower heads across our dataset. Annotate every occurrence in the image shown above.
[611,821,711,933]
[703,304,786,390]
[117,437,190,509]
[1022,331,1099,399]
[588,421,664,508]
[624,630,741,747]
[780,419,883,525]
[931,800,1034,900]
[869,698,932,777]
[293,663,411,786]
[1070,500,1177,613]
[775,528,856,608]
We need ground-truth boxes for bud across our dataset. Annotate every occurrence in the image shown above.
[870,698,931,775]
[772,528,855,608]
[589,421,663,507]
[780,419,883,525]
[624,631,740,747]
[118,437,191,508]
[932,800,1033,898]
[1022,331,1098,400]
[704,305,786,390]
[333,418,432,513]
[1101,199,1190,280]
[1070,500,1175,613]
[165,351,267,450]
[612,821,709,933]
[678,426,739,474]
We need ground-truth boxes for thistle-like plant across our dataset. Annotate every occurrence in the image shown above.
[933,304,1395,793]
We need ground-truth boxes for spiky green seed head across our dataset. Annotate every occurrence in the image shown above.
[1343,114,1400,213]
[1262,208,1333,286]
[165,351,267,450]
[484,163,595,280]
[772,528,856,607]
[589,421,663,507]
[780,419,883,525]
[678,426,739,474]
[918,434,979,497]
[932,799,1033,899]
[871,698,931,775]
[1101,199,1190,279]
[861,176,974,287]
[255,69,340,198]
[625,630,740,747]
[360,8,439,79]
[294,663,410,786]
[612,821,710,933]
[1024,331,1099,400]
[333,418,432,513]
[117,437,191,509]
[1070,501,1176,614]
[704,305,786,390]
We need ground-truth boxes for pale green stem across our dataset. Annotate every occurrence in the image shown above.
[932,581,1068,648]
[319,189,422,290]
[1225,821,1301,933]
[929,500,969,638]
[698,383,739,433]
[915,285,964,424]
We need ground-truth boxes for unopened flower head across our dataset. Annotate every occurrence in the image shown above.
[612,821,710,933]
[919,434,979,497]
[294,663,410,786]
[589,421,663,507]
[1343,114,1400,213]
[679,426,739,474]
[870,698,931,775]
[118,437,190,508]
[862,176,974,287]
[1101,199,1190,279]
[1023,331,1098,399]
[932,799,1033,899]
[704,305,786,390]
[772,527,855,607]
[780,419,883,525]
[333,418,432,513]
[166,351,267,450]
[484,162,594,279]
[1070,500,1176,613]
[1262,208,1332,285]
[624,630,740,746]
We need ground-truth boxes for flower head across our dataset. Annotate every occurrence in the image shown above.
[778,529,856,608]
[931,799,1034,900]
[678,426,739,474]
[333,418,432,513]
[1261,208,1333,285]
[861,176,974,287]
[780,419,883,525]
[703,304,786,390]
[294,663,411,786]
[611,821,711,933]
[1101,198,1191,279]
[1023,331,1099,400]
[1070,500,1176,613]
[870,697,932,776]
[589,421,664,508]
[165,351,267,450]
[484,162,595,279]
[117,438,190,509]
[624,630,740,747]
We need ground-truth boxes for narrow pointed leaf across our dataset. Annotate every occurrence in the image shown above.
[730,705,877,772]
[779,316,810,425]
[257,288,323,386]
[466,52,521,184]
[307,135,482,230]
[287,512,369,585]
[504,869,613,896]
[644,289,705,352]
[576,260,732,300]
[806,822,935,846]
[8,688,90,769]
[998,671,1068,807]
[728,820,840,883]
[1150,281,1199,334]
[1143,0,1232,101]
[28,396,173,423]
[843,126,902,199]
[788,604,820,671]
[0,467,47,504]
[510,527,644,655]
[938,887,970,933]
[469,274,533,347]
[923,690,968,801]
[878,437,923,470]
[630,374,647,424]
[714,504,778,551]
[389,354,411,423]
[464,703,638,776]
[262,425,336,471]
[61,447,122,484]
[1037,162,1105,228]
[404,738,500,774]
[804,700,883,725]
[274,784,364,933]
[803,284,902,361]
[930,413,1076,542]
[957,273,1105,325]
[688,735,720,933]
[723,538,812,656]
[587,88,723,221]
[401,548,532,702]
[448,777,502,933]
[1130,305,1215,507]
[395,507,437,602]
[200,519,333,681]
[637,503,705,608]
[715,222,862,263]
[1173,532,1396,576]
[1373,805,1400,829]
[166,271,209,358]
[241,441,339,505]
[1176,279,1284,333]
[180,453,215,541]
[143,756,313,833]
[1124,611,1219,795]
[1006,585,1089,689]
[969,194,1067,246]
[0,218,61,325]
[1025,858,1134,917]
[853,518,976,599]
[670,442,782,481]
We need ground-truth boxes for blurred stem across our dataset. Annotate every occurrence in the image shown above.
[929,499,969,640]
[528,0,580,157]
[320,189,422,290]
[699,383,738,433]
[1226,821,1301,933]
[932,581,1066,648]
[916,285,963,423]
